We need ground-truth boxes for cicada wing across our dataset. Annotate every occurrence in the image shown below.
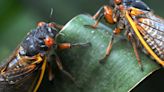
[0,46,21,71]
[0,62,45,92]
[125,11,164,66]
[134,12,164,60]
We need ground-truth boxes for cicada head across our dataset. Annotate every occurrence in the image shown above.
[109,0,150,11]
[20,22,58,56]
[123,0,150,11]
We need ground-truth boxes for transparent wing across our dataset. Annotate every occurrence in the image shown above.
[135,12,164,60]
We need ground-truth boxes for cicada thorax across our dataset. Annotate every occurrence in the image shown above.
[128,10,164,61]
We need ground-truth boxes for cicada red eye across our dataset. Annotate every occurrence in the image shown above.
[37,22,46,27]
[114,0,122,5]
[44,37,54,48]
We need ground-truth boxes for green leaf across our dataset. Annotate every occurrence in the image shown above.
[39,14,160,92]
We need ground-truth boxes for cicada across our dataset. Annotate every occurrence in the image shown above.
[88,0,164,69]
[0,22,90,92]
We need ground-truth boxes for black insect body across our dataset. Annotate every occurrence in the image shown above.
[0,22,90,92]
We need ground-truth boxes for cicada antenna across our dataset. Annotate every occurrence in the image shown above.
[49,8,55,22]
[50,8,54,19]
[48,8,63,31]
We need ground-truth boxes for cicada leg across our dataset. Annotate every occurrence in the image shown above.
[55,54,75,82]
[38,21,63,30]
[99,33,114,63]
[48,22,64,30]
[92,6,104,20]
[91,13,104,28]
[127,32,143,71]
[55,42,91,86]
[30,54,43,64]
[86,5,115,29]
[92,5,106,27]
[56,42,91,77]
[57,42,91,50]
[84,6,104,29]
[99,28,121,63]
[47,62,54,81]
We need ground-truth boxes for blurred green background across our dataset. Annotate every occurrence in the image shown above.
[0,0,163,92]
